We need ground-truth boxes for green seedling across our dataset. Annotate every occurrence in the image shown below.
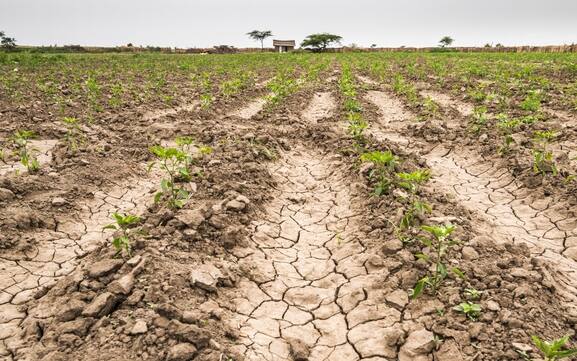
[470,106,488,134]
[497,114,520,155]
[531,335,577,361]
[453,302,482,320]
[148,145,191,209]
[520,90,541,113]
[12,130,39,172]
[62,116,82,152]
[266,72,298,107]
[200,93,213,109]
[411,224,459,298]
[109,82,124,108]
[347,112,368,146]
[397,169,431,193]
[103,212,140,257]
[400,199,432,230]
[423,97,439,117]
[532,130,558,176]
[360,150,398,196]
[464,288,483,301]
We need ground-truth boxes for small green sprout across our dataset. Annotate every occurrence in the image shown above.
[360,150,398,196]
[520,90,541,113]
[149,145,191,209]
[411,224,459,298]
[531,335,577,361]
[12,130,39,172]
[62,116,82,152]
[464,288,483,301]
[396,169,431,193]
[532,130,558,176]
[103,212,140,256]
[453,302,482,320]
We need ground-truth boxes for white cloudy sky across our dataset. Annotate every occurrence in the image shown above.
[1,0,576,48]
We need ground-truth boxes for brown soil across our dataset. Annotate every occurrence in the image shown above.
[1,66,576,361]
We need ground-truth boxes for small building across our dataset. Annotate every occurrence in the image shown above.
[273,40,295,53]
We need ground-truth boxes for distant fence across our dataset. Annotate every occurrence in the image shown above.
[355,45,577,53]
[12,44,577,54]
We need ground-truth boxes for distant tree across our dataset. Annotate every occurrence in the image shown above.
[439,36,454,48]
[246,30,273,51]
[0,30,16,50]
[484,43,492,48]
[300,33,342,52]
[370,44,377,48]
[495,43,504,48]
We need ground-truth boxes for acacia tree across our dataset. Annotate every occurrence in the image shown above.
[0,30,16,50]
[247,30,273,51]
[439,36,454,48]
[300,33,342,52]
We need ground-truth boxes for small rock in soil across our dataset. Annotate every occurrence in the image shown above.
[176,209,205,227]
[167,320,211,349]
[190,264,222,292]
[461,246,479,260]
[166,343,197,361]
[57,318,94,337]
[399,328,435,360]
[108,273,135,295]
[0,188,15,201]
[57,299,87,322]
[225,199,246,211]
[51,197,67,206]
[130,320,148,335]
[156,303,183,321]
[86,259,124,278]
[382,239,403,254]
[486,300,501,311]
[126,255,142,267]
[82,292,117,318]
[435,339,464,361]
[385,289,409,310]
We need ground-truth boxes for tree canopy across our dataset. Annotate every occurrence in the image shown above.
[0,30,16,50]
[439,36,454,48]
[300,33,342,52]
[246,30,273,50]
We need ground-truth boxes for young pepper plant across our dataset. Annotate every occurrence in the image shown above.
[148,145,192,209]
[12,130,39,173]
[532,130,558,176]
[103,212,141,257]
[531,335,577,361]
[396,169,432,230]
[360,150,398,196]
[411,224,462,298]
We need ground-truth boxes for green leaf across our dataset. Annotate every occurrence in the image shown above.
[415,253,429,262]
[103,224,117,231]
[452,267,466,279]
[411,277,428,299]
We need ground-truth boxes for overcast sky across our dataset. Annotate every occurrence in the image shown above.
[1,0,576,48]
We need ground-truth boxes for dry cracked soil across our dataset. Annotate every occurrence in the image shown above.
[0,67,576,361]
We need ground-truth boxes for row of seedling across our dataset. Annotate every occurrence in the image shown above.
[106,136,212,257]
[339,64,367,150]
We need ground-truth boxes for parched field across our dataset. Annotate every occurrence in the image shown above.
[0,51,576,361]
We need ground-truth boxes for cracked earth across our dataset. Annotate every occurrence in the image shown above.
[0,176,156,354]
[362,85,577,311]
[0,140,58,177]
[222,149,399,361]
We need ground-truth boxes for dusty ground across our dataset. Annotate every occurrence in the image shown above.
[0,55,576,361]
